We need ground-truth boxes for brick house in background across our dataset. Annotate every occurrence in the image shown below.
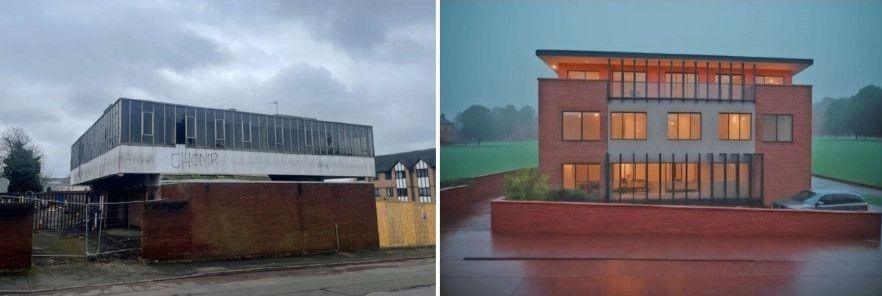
[440,114,456,144]
[373,148,435,203]
[536,50,812,205]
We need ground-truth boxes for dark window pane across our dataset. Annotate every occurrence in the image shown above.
[120,99,130,143]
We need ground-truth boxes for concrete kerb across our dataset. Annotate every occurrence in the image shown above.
[0,255,434,294]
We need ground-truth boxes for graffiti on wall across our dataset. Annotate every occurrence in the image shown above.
[170,151,219,169]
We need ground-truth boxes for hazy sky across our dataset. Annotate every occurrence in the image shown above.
[441,0,882,116]
[0,1,435,177]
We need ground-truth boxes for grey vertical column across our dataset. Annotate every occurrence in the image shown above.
[645,153,649,201]
[685,153,689,200]
[697,153,702,200]
[658,153,662,200]
[604,153,610,202]
[671,153,675,200]
[709,153,715,200]
[618,153,623,201]
[632,153,636,199]
[735,153,741,200]
[722,153,728,199]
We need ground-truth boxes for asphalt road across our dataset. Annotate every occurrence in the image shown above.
[38,258,435,296]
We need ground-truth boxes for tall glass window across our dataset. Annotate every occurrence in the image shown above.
[612,71,647,98]
[718,113,751,140]
[762,114,792,142]
[715,74,744,100]
[141,111,153,136]
[667,113,701,140]
[610,112,646,140]
[562,164,601,197]
[666,73,698,98]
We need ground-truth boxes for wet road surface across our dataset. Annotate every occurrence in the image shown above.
[440,179,882,296]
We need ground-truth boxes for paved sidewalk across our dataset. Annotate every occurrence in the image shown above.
[35,258,435,296]
[0,247,434,293]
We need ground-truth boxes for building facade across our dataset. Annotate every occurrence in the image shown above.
[71,98,375,187]
[536,50,812,205]
[373,149,435,203]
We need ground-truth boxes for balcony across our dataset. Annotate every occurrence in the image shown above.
[609,82,755,101]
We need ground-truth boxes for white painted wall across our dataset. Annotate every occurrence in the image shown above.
[608,100,755,161]
[70,145,374,184]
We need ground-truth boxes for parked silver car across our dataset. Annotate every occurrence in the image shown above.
[772,189,869,211]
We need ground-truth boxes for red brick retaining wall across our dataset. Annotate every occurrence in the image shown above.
[0,203,33,270]
[440,169,526,218]
[141,182,379,260]
[492,199,881,239]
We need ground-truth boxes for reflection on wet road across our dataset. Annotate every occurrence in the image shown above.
[440,180,882,296]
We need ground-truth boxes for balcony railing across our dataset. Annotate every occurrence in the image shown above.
[609,82,755,101]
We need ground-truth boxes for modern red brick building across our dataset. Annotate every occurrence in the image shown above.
[536,50,812,205]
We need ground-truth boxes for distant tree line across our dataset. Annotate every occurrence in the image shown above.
[454,104,537,144]
[816,85,882,139]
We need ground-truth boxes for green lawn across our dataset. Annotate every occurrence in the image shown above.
[440,140,537,183]
[812,137,882,188]
[438,138,882,192]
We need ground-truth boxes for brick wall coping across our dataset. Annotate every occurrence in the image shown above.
[492,197,881,217]
[160,180,365,185]
[0,203,34,218]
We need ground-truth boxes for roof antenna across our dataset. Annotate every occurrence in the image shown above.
[267,100,279,114]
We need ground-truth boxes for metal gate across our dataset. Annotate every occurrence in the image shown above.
[1,193,144,264]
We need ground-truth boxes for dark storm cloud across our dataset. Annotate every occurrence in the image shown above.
[0,0,436,177]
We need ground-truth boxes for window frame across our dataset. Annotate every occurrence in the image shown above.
[215,118,225,141]
[274,119,284,147]
[567,70,600,80]
[717,113,752,141]
[754,75,785,85]
[664,72,699,98]
[561,163,602,194]
[185,114,197,142]
[761,114,793,142]
[242,116,252,143]
[141,111,154,136]
[396,188,408,198]
[667,112,701,140]
[609,111,647,140]
[562,111,602,141]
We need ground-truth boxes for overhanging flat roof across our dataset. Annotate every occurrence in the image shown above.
[536,50,813,74]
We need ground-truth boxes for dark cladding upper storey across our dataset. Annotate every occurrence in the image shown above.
[71,98,375,170]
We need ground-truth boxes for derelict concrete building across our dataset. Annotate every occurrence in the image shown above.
[70,98,376,200]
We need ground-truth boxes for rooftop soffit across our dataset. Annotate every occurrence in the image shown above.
[536,50,813,74]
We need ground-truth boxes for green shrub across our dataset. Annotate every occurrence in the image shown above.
[503,168,548,200]
[547,189,605,202]
[546,188,587,201]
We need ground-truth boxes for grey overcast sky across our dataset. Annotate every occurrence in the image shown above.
[441,0,882,116]
[0,0,436,177]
